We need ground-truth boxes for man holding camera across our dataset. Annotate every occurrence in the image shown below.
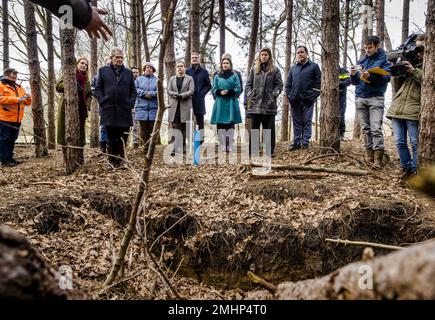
[0,68,32,167]
[350,35,391,169]
[386,34,425,181]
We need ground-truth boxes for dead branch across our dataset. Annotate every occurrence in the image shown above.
[325,238,404,251]
[250,173,328,180]
[303,153,364,166]
[247,271,277,294]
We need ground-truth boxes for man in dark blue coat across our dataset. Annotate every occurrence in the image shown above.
[186,52,211,143]
[94,48,137,168]
[285,46,321,150]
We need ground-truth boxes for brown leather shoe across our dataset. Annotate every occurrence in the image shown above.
[373,149,384,169]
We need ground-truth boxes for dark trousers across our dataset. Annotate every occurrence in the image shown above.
[139,120,155,149]
[106,126,130,164]
[290,99,314,147]
[250,114,275,156]
[170,122,187,153]
[0,120,20,164]
[194,113,205,144]
[339,95,347,137]
[217,123,235,152]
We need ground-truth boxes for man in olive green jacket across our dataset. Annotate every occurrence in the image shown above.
[386,34,425,180]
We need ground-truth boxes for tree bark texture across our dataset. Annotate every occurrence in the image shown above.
[60,26,82,174]
[161,0,177,81]
[89,0,99,148]
[342,0,350,68]
[273,240,435,299]
[190,0,201,55]
[418,0,435,167]
[375,0,385,48]
[46,11,56,150]
[24,0,48,158]
[2,0,9,69]
[281,0,293,142]
[219,0,225,57]
[319,0,340,152]
[401,0,410,43]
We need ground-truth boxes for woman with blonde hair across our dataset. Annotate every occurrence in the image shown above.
[56,57,93,150]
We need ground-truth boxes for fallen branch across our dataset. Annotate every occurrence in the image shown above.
[31,181,67,188]
[251,163,368,176]
[303,153,364,166]
[325,238,404,251]
[247,271,277,294]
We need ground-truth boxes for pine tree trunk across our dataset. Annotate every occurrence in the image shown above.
[24,0,48,158]
[401,0,410,43]
[138,0,151,62]
[375,0,385,48]
[418,0,435,167]
[219,0,225,57]
[281,0,293,142]
[161,0,176,81]
[60,26,82,174]
[342,0,350,68]
[135,0,142,71]
[247,0,260,75]
[89,0,99,148]
[319,0,340,153]
[2,0,9,69]
[46,11,56,150]
[190,0,201,54]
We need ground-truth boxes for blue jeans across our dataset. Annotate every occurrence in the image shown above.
[391,118,419,173]
[99,125,107,142]
[0,120,20,164]
[290,99,314,146]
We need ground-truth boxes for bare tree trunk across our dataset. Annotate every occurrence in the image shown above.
[281,0,293,142]
[190,0,201,54]
[2,0,9,69]
[24,0,48,158]
[89,0,99,148]
[342,0,350,68]
[105,0,178,287]
[138,0,151,61]
[130,0,138,68]
[418,0,435,167]
[219,0,225,57]
[272,240,435,300]
[200,0,215,56]
[135,0,142,71]
[401,0,410,43]
[45,11,56,150]
[375,0,385,48]
[319,0,340,152]
[246,0,260,75]
[60,26,82,174]
[161,0,176,81]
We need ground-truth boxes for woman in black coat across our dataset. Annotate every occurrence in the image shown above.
[94,48,137,168]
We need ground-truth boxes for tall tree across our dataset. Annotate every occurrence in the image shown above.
[161,0,176,81]
[46,11,56,150]
[219,0,225,57]
[2,0,9,69]
[60,24,82,173]
[401,0,410,43]
[89,0,99,148]
[319,0,340,152]
[139,0,151,61]
[130,0,138,68]
[281,0,293,142]
[375,0,385,48]
[342,0,351,68]
[418,1,435,166]
[135,0,142,71]
[24,0,48,157]
[190,0,201,54]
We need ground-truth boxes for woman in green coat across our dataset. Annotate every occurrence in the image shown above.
[56,57,93,148]
[211,57,242,153]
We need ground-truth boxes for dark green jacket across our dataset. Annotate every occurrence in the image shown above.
[387,67,422,121]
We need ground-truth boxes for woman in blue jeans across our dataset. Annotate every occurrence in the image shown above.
[386,34,425,181]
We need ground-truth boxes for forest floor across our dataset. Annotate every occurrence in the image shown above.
[0,137,434,300]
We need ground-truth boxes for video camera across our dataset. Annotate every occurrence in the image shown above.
[387,33,423,77]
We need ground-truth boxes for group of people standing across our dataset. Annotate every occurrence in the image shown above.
[1,33,426,181]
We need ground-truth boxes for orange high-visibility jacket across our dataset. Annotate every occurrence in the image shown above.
[0,81,32,123]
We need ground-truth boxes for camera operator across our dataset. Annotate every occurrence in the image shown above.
[386,34,425,181]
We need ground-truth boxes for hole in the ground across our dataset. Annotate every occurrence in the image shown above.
[82,191,131,226]
[145,199,434,290]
